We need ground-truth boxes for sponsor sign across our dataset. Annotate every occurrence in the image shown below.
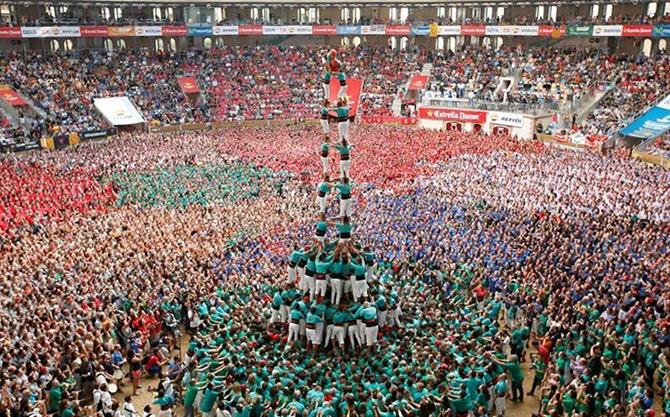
[488,111,524,128]
[411,25,430,36]
[567,25,593,36]
[0,87,26,106]
[461,24,486,36]
[619,94,670,139]
[238,25,262,35]
[262,25,313,35]
[93,96,145,126]
[162,26,188,36]
[438,26,461,36]
[80,129,115,141]
[0,27,22,38]
[360,25,386,35]
[21,26,80,38]
[212,26,239,35]
[622,24,653,37]
[653,24,670,38]
[135,26,162,37]
[80,26,108,37]
[418,107,487,124]
[485,25,539,36]
[385,25,411,36]
[592,25,623,37]
[336,25,361,35]
[313,25,337,35]
[408,75,430,91]
[187,26,213,36]
[107,26,136,37]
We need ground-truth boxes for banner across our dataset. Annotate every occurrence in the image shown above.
[429,23,439,38]
[593,25,623,37]
[461,24,486,36]
[187,26,213,36]
[81,26,108,37]
[336,25,361,35]
[411,25,430,36]
[0,27,21,38]
[622,25,653,37]
[408,75,429,91]
[94,97,145,126]
[108,26,135,37]
[329,78,363,117]
[438,26,461,36]
[177,76,200,94]
[619,94,670,139]
[21,26,80,38]
[262,25,312,35]
[485,25,539,36]
[653,24,670,38]
[0,87,26,106]
[360,25,385,35]
[239,25,262,35]
[361,115,417,124]
[567,25,593,36]
[538,25,566,38]
[80,128,115,141]
[313,25,337,35]
[135,26,162,37]
[161,26,188,36]
[418,107,487,123]
[53,134,69,150]
[212,26,239,35]
[386,25,411,36]
[488,111,523,128]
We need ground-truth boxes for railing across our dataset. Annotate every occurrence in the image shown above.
[420,96,561,115]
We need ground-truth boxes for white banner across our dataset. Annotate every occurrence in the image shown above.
[213,25,239,35]
[134,26,162,37]
[488,111,524,127]
[262,25,312,35]
[485,25,539,36]
[21,26,81,38]
[437,26,461,35]
[94,97,145,126]
[593,25,623,37]
[361,25,386,35]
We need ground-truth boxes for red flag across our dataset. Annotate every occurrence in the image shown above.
[177,76,200,94]
[329,78,363,117]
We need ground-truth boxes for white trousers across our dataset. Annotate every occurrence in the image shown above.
[317,195,327,214]
[305,275,316,301]
[340,198,351,217]
[338,121,350,143]
[333,326,345,346]
[348,323,362,347]
[364,325,379,346]
[288,265,296,284]
[288,323,300,343]
[270,308,280,324]
[330,278,343,305]
[351,278,368,302]
[315,278,328,297]
[340,159,351,179]
[306,328,320,345]
[320,156,330,175]
[280,305,290,323]
[320,119,329,134]
[378,310,388,327]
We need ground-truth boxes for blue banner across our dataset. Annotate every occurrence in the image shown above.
[619,94,670,139]
[411,25,430,36]
[336,25,361,35]
[653,24,670,38]
[187,26,213,36]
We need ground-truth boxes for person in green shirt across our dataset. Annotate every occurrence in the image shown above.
[496,355,524,403]
[350,256,368,303]
[306,305,324,353]
[183,383,198,417]
[47,381,62,415]
[320,99,331,141]
[335,139,350,179]
[315,214,328,245]
[333,97,350,145]
[528,354,547,396]
[199,383,219,417]
[315,252,332,301]
[317,174,333,215]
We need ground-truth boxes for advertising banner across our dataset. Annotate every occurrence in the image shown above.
[262,25,312,35]
[313,25,337,35]
[488,111,524,127]
[0,27,22,38]
[187,26,213,36]
[107,26,136,37]
[438,26,461,36]
[80,26,108,37]
[485,25,539,36]
[619,94,670,139]
[385,25,411,36]
[161,26,188,36]
[336,25,361,35]
[411,25,430,36]
[21,26,81,38]
[461,24,486,36]
[418,107,487,123]
[653,24,670,37]
[238,25,262,35]
[567,25,593,36]
[592,25,623,37]
[80,129,115,141]
[408,75,430,91]
[0,87,26,106]
[135,26,162,37]
[622,24,653,37]
[212,26,238,35]
[93,97,145,126]
[360,25,386,35]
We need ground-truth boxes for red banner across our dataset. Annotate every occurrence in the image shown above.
[461,24,486,36]
[385,25,411,35]
[622,24,653,37]
[80,26,108,37]
[538,25,566,38]
[418,107,487,123]
[312,25,337,35]
[177,76,199,94]
[161,25,187,36]
[329,78,363,117]
[408,75,430,91]
[239,25,263,35]
[361,115,417,124]
[0,27,22,38]
[0,87,26,106]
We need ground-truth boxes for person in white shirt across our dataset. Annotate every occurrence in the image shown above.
[93,383,114,417]
[123,396,138,417]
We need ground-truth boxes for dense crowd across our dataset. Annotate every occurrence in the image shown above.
[0,122,668,417]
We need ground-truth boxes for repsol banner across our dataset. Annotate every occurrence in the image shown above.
[80,128,116,141]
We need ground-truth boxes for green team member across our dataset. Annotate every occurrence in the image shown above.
[320,99,331,138]
[47,382,62,414]
[336,178,352,218]
[314,252,332,300]
[183,382,199,417]
[288,246,305,284]
[336,216,352,243]
[527,355,547,396]
[334,98,350,144]
[315,215,328,244]
[335,141,350,179]
[317,177,332,214]
[199,383,219,417]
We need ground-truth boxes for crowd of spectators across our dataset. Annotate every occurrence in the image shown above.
[0,123,668,417]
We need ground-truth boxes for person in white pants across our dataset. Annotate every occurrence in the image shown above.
[317,175,332,214]
[320,100,331,138]
[337,177,352,218]
[335,142,351,180]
